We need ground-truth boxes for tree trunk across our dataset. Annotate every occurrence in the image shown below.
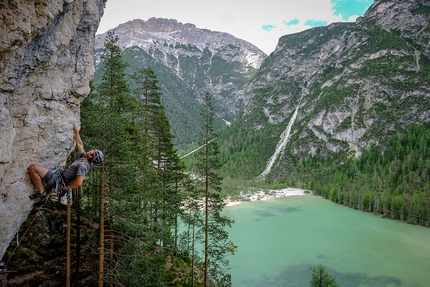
[204,126,209,287]
[75,186,81,286]
[109,186,114,269]
[192,222,195,287]
[98,162,105,287]
[66,199,71,287]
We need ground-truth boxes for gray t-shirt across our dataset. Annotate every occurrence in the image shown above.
[62,152,91,185]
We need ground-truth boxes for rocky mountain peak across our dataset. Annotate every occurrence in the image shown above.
[96,17,266,69]
[116,18,197,33]
[94,18,267,146]
[364,0,430,54]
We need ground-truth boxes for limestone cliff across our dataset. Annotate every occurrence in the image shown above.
[0,0,106,260]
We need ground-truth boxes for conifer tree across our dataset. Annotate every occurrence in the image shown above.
[82,30,138,286]
[132,66,166,247]
[178,177,204,285]
[309,265,340,287]
[153,106,184,247]
[80,80,102,217]
[198,93,236,287]
[127,66,187,286]
[82,38,198,286]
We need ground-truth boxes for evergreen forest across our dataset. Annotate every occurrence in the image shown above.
[206,118,430,228]
[78,31,235,286]
[193,117,430,228]
[283,123,430,227]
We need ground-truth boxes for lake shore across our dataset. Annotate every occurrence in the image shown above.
[224,188,310,207]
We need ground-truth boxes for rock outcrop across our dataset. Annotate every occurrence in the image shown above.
[0,0,106,260]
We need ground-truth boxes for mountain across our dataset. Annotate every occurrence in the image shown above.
[94,18,267,148]
[219,0,430,180]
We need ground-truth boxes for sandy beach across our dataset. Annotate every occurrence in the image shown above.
[225,188,309,207]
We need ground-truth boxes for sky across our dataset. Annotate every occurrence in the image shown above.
[97,0,374,55]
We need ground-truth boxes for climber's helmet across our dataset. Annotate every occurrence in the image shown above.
[93,150,104,164]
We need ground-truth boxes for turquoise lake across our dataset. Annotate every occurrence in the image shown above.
[221,195,430,287]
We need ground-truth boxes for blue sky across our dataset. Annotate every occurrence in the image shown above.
[98,0,374,54]
[333,0,373,20]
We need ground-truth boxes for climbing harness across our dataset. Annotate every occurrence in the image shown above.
[53,169,71,202]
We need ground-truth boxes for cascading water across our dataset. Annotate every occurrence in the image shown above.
[260,106,299,178]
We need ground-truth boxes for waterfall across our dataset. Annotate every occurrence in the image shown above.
[260,106,299,178]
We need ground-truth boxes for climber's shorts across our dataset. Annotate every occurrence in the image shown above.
[43,169,55,187]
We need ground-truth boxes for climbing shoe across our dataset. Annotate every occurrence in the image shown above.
[29,190,46,200]
[33,200,47,207]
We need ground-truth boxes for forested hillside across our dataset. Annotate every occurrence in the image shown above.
[290,123,430,226]
[206,0,430,228]
[217,0,430,182]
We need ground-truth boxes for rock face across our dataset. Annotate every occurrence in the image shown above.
[94,18,267,147]
[0,0,105,260]
[225,0,430,178]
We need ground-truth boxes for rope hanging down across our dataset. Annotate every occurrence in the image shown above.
[4,187,72,270]
[4,209,42,269]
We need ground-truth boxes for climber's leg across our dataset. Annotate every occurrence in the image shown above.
[28,164,49,193]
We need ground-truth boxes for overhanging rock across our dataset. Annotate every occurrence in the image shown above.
[0,0,106,260]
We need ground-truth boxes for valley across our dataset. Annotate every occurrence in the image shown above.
[1,0,430,286]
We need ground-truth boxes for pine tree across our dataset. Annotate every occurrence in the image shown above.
[198,93,236,287]
[82,30,140,286]
[132,66,168,247]
[80,80,102,218]
[118,66,187,286]
[309,265,341,287]
[178,177,204,286]
[153,106,184,248]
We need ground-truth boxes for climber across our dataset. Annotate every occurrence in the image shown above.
[28,123,104,207]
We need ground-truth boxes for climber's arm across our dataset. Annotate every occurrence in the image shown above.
[66,175,84,190]
[73,124,85,155]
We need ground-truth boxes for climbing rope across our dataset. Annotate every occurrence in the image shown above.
[4,160,74,271]
[180,138,215,159]
[4,208,42,269]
